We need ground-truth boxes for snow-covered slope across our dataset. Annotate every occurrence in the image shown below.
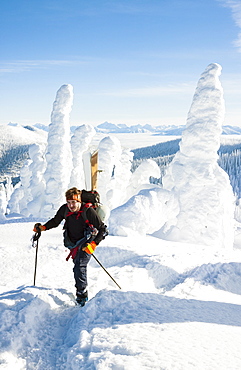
[1,220,241,369]
[0,124,47,182]
[1,133,241,368]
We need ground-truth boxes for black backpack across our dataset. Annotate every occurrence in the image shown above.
[81,189,106,222]
[81,189,100,209]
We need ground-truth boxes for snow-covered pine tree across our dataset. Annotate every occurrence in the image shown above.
[69,124,96,189]
[0,183,7,220]
[27,143,46,217]
[162,63,235,249]
[41,84,73,218]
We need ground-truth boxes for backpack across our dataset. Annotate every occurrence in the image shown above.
[64,191,107,260]
[81,189,100,209]
[81,189,106,222]
[64,189,106,246]
[63,203,98,257]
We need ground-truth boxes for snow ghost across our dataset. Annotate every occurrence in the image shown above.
[0,184,7,220]
[97,135,122,209]
[109,187,178,237]
[41,84,73,218]
[27,143,46,217]
[69,124,96,189]
[162,63,235,249]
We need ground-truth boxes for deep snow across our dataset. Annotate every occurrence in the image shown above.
[1,219,241,369]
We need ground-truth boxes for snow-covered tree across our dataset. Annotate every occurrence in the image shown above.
[97,135,122,209]
[0,184,7,220]
[27,143,46,217]
[69,124,96,189]
[5,177,13,203]
[18,159,32,216]
[109,148,134,207]
[41,84,73,218]
[7,158,32,216]
[7,181,24,215]
[218,149,241,199]
[108,157,178,236]
[126,158,161,200]
[97,135,145,211]
[162,63,235,249]
[108,187,178,237]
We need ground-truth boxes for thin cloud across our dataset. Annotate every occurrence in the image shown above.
[219,0,241,50]
[0,59,88,74]
[42,0,159,20]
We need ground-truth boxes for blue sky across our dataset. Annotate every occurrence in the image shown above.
[0,0,241,127]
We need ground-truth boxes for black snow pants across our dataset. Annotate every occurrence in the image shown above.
[73,248,91,293]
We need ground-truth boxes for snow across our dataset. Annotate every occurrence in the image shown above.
[161,63,235,248]
[27,144,46,217]
[0,124,47,183]
[0,184,7,220]
[98,135,123,208]
[69,124,96,189]
[1,221,241,369]
[109,64,235,248]
[42,84,73,218]
[1,63,241,369]
[109,187,178,237]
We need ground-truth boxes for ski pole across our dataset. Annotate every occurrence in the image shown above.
[92,254,121,290]
[33,237,39,286]
[31,228,41,286]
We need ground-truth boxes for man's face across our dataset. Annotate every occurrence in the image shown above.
[67,200,81,212]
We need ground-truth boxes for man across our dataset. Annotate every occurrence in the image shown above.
[33,187,107,306]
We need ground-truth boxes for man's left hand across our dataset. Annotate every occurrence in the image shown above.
[82,241,97,254]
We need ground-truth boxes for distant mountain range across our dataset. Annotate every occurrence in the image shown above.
[94,122,241,135]
[32,121,241,135]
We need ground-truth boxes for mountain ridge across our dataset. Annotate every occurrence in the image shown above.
[6,121,240,135]
[94,122,241,135]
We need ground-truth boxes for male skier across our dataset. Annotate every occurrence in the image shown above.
[34,187,107,306]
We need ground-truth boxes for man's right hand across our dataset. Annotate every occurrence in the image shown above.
[33,223,46,232]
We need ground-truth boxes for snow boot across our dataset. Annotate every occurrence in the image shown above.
[76,290,88,306]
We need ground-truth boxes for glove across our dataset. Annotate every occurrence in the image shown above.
[33,223,46,232]
[82,241,97,254]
